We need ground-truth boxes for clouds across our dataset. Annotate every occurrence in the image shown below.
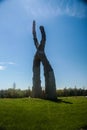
[21,0,87,19]
[0,62,16,65]
[0,62,16,71]
[0,65,6,70]
[7,62,16,65]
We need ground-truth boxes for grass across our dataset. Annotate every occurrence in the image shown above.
[0,96,87,130]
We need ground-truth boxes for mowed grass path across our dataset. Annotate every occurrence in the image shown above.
[0,97,87,130]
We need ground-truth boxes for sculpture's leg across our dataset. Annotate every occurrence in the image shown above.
[41,54,57,100]
[32,54,42,98]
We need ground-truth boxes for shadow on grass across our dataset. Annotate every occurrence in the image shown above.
[57,98,73,104]
[79,125,87,130]
[0,126,6,130]
[44,98,73,104]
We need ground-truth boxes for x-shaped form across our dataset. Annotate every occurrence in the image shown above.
[32,20,57,100]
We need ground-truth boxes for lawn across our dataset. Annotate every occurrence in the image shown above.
[0,96,87,130]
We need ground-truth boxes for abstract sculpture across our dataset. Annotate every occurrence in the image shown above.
[32,20,57,100]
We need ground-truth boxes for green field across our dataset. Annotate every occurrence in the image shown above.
[0,97,87,130]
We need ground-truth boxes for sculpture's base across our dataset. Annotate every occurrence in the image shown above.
[32,86,42,98]
[45,97,58,102]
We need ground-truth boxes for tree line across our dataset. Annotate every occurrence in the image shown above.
[0,87,87,98]
[57,87,87,97]
[0,88,31,98]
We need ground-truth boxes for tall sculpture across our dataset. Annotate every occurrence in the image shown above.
[32,20,57,100]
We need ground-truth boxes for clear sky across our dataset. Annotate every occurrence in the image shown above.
[0,0,87,90]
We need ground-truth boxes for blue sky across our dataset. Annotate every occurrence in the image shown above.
[0,0,87,90]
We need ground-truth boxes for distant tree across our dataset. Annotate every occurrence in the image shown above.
[64,87,68,96]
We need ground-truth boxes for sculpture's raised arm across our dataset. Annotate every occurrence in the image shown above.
[38,26,46,51]
[40,26,46,43]
[32,20,39,49]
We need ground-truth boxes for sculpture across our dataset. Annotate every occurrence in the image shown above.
[32,20,57,100]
